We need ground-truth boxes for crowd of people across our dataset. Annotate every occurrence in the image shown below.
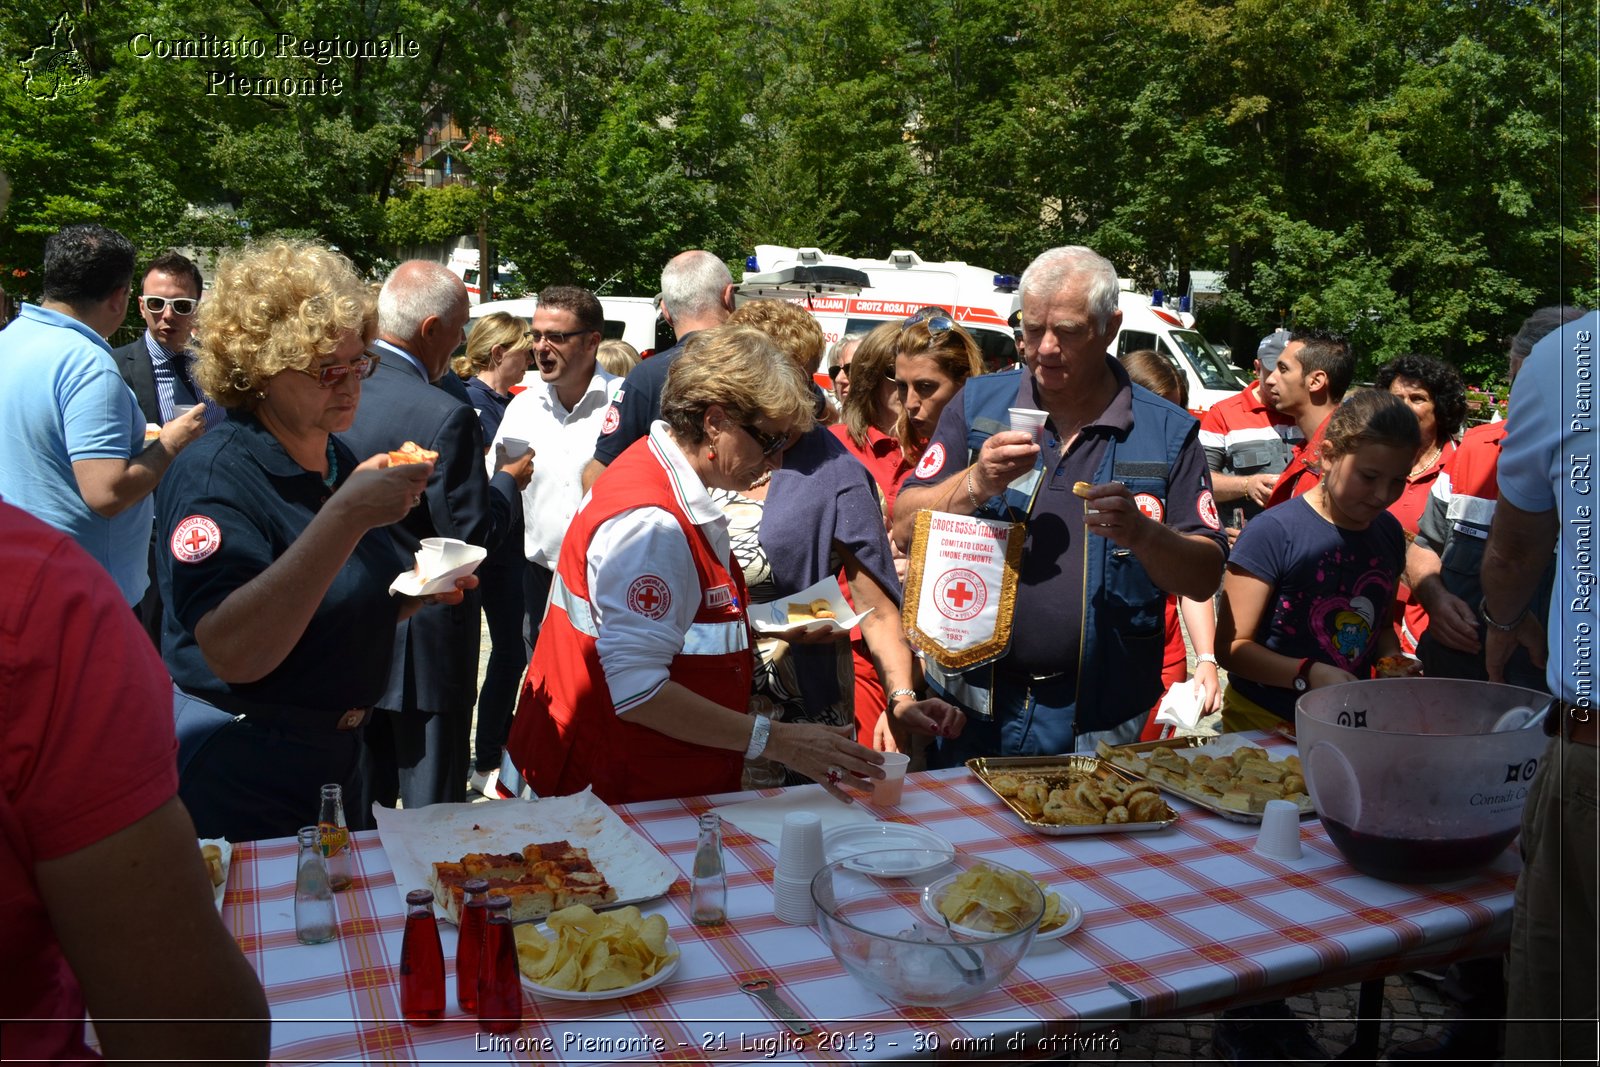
[0,221,1592,1063]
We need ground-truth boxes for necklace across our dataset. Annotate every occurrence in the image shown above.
[1409,443,1441,480]
[322,437,338,488]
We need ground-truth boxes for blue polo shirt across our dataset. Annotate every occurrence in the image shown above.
[156,415,408,712]
[0,304,151,604]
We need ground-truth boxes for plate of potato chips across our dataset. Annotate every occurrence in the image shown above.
[199,838,231,911]
[514,904,680,1000]
[921,864,1083,943]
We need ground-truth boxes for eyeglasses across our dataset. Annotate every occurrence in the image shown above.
[140,295,198,316]
[301,353,379,388]
[525,328,589,346]
[901,308,953,340]
[739,422,788,457]
[828,364,850,380]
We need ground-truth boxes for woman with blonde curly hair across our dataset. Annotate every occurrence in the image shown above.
[158,240,473,841]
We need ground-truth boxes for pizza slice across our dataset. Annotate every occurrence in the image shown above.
[387,440,438,466]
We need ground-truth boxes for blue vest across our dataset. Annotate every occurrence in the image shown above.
[925,368,1195,745]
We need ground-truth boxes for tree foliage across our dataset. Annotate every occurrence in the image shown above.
[0,0,1590,379]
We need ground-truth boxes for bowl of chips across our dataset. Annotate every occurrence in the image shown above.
[514,904,680,1000]
[811,850,1042,1007]
[921,867,1079,942]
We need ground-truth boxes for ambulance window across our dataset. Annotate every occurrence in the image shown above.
[1117,330,1157,358]
[971,329,1017,371]
[464,268,479,286]
[1170,329,1247,390]
[602,319,625,340]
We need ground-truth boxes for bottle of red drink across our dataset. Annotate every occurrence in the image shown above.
[477,895,522,1034]
[399,889,445,1024]
[455,878,490,1014]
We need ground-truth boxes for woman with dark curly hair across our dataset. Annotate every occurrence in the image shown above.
[1375,352,1467,652]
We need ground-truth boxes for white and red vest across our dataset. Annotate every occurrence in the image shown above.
[502,441,753,804]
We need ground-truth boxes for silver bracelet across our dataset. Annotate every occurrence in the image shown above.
[886,687,917,705]
[1194,653,1218,666]
[1479,597,1528,633]
[744,714,772,759]
[965,468,982,510]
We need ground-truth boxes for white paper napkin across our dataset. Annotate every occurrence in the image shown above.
[1154,678,1203,731]
[711,785,876,847]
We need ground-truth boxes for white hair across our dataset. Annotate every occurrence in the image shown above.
[1019,246,1120,333]
[659,250,732,322]
[827,331,866,369]
[378,260,465,342]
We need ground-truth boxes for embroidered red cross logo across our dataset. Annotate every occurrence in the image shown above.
[636,585,661,612]
[184,527,210,553]
[946,581,974,608]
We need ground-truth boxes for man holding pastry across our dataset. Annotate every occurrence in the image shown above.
[893,246,1227,761]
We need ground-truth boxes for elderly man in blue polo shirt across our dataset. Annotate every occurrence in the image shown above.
[894,246,1228,761]
[0,223,207,605]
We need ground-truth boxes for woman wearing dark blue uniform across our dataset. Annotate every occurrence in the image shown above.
[157,240,471,842]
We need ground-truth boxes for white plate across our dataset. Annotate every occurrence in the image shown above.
[199,838,232,911]
[821,822,955,875]
[519,930,680,1001]
[388,547,488,597]
[749,576,873,635]
[920,874,1083,941]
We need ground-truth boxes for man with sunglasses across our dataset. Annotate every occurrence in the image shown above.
[114,252,225,640]
[342,260,530,814]
[114,252,223,431]
[0,224,208,610]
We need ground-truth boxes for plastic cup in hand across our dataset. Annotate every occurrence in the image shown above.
[416,537,475,577]
[171,403,201,419]
[872,752,910,806]
[501,437,531,460]
[1007,407,1048,444]
[1254,799,1303,860]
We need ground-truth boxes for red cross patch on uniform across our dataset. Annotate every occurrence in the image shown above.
[627,575,672,619]
[1134,493,1165,523]
[171,515,221,563]
[601,405,621,435]
[914,442,946,479]
[1197,489,1221,530]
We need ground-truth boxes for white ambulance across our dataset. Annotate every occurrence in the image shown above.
[737,245,1245,412]
[446,248,517,305]
[736,245,1022,370]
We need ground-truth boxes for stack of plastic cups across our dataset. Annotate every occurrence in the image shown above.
[772,812,825,924]
[1253,799,1304,860]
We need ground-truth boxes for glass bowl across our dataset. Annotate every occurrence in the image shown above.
[810,849,1042,1007]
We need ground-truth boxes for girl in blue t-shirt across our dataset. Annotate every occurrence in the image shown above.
[1217,389,1422,729]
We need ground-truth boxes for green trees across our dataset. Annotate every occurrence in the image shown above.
[1,0,1589,380]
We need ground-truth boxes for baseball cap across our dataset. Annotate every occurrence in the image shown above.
[1256,329,1291,363]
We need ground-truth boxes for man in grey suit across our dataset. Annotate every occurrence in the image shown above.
[114,251,223,639]
[342,261,532,812]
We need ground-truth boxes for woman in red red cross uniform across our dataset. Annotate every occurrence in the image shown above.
[502,326,886,804]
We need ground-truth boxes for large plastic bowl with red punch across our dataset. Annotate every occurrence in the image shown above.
[1296,678,1549,883]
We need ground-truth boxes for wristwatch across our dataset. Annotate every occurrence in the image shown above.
[1292,658,1315,693]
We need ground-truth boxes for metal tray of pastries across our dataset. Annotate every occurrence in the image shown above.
[965,754,1180,835]
[1095,738,1314,824]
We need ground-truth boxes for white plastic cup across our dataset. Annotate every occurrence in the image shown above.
[501,437,531,460]
[775,812,825,881]
[1007,407,1048,443]
[772,873,816,924]
[872,752,911,806]
[416,536,476,576]
[171,403,201,419]
[1254,799,1304,860]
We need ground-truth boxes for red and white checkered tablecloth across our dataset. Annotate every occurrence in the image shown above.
[227,736,1516,1064]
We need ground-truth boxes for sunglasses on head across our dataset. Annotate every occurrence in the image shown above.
[739,422,787,457]
[901,308,953,340]
[141,295,198,316]
[301,353,379,388]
